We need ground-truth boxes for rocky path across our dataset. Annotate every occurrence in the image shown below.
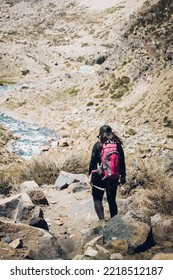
[43,184,104,259]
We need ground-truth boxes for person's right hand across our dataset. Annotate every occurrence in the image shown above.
[120,176,126,184]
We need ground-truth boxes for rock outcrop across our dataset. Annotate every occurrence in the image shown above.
[0,220,64,260]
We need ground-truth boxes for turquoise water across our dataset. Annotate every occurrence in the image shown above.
[0,113,58,159]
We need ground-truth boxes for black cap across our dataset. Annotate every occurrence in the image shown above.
[97,125,112,137]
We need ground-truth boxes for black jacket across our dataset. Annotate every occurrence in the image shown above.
[89,141,126,177]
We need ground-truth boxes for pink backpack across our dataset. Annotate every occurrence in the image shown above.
[100,141,120,180]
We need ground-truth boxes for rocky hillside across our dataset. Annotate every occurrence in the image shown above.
[0,0,172,178]
[0,0,172,143]
[0,0,173,260]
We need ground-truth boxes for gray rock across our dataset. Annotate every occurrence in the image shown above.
[28,189,49,205]
[100,213,152,252]
[84,246,98,257]
[110,253,123,260]
[29,214,49,231]
[54,171,78,190]
[2,234,12,243]
[54,171,88,190]
[9,238,23,249]
[84,235,103,249]
[81,226,102,246]
[0,220,65,260]
[20,180,39,193]
[0,193,48,230]
[0,193,34,221]
[69,182,89,193]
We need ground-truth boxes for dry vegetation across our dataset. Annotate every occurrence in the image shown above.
[121,156,173,217]
[1,145,173,220]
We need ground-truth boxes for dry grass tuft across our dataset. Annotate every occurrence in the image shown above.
[10,157,59,186]
[165,160,173,178]
[125,156,173,216]
[58,151,89,174]
[0,171,13,196]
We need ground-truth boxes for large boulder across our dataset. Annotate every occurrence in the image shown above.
[0,193,34,222]
[100,213,153,253]
[28,189,49,206]
[0,220,65,259]
[0,193,48,230]
[54,171,88,190]
[20,180,49,206]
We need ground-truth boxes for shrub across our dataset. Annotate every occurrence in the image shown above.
[87,102,94,106]
[68,87,79,96]
[123,156,173,216]
[0,171,13,196]
[146,179,173,216]
[163,116,173,128]
[16,158,59,186]
[60,152,89,174]
[127,128,137,136]
[165,160,173,177]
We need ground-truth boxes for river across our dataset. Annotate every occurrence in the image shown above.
[0,113,58,159]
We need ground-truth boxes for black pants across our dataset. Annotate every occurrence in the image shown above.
[92,179,119,220]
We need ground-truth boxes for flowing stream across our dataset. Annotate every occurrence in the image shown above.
[0,113,58,159]
[0,82,58,158]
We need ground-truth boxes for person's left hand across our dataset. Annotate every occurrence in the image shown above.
[88,174,92,184]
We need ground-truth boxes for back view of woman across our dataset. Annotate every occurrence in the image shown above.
[89,125,126,220]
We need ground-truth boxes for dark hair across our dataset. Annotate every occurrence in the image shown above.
[98,125,123,145]
[98,125,112,136]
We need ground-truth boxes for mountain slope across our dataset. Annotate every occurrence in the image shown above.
[0,0,172,162]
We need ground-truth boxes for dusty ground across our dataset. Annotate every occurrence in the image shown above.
[43,185,97,259]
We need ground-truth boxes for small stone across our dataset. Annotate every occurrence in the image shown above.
[2,235,12,244]
[110,253,123,260]
[84,246,98,257]
[24,248,35,259]
[84,235,103,249]
[9,238,23,249]
[95,244,109,255]
[55,219,64,226]
[152,253,173,260]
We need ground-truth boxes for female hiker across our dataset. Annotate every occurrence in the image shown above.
[89,125,126,220]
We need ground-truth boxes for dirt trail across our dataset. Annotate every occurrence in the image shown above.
[43,185,103,259]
